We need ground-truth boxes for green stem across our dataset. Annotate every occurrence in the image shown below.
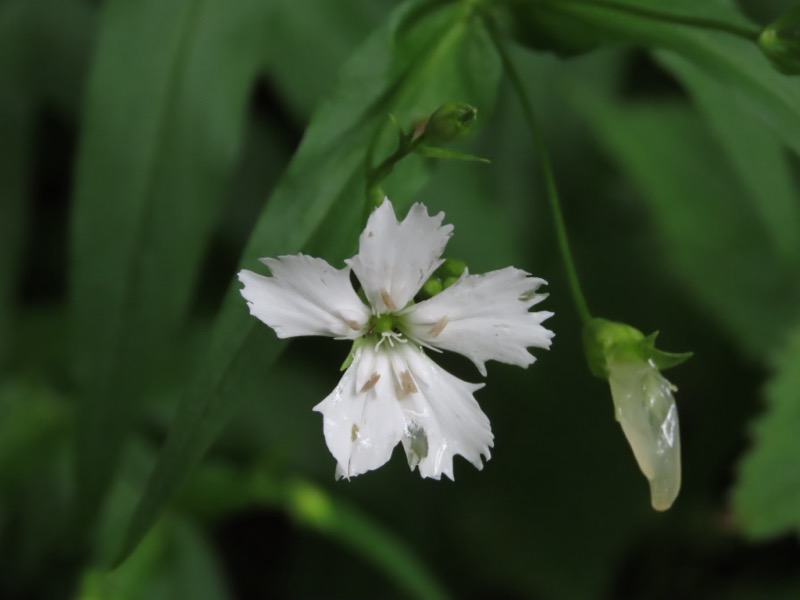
[542,0,760,42]
[363,125,428,220]
[486,21,592,325]
[369,132,427,185]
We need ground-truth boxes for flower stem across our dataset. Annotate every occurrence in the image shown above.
[486,22,592,325]
[540,0,760,42]
[364,123,428,219]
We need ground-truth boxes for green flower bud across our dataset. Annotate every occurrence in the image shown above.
[759,7,800,75]
[441,258,467,278]
[442,276,460,289]
[424,102,478,144]
[421,277,443,298]
[583,317,691,511]
[583,318,645,379]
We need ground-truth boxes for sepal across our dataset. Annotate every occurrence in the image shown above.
[642,332,693,371]
[584,318,692,378]
[583,318,644,379]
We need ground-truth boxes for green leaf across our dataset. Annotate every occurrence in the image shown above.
[571,88,800,363]
[178,465,449,600]
[507,0,800,158]
[261,0,395,121]
[0,0,94,371]
[79,518,230,600]
[415,144,491,162]
[655,50,800,265]
[0,379,69,492]
[117,0,501,564]
[70,0,279,533]
[0,0,94,376]
[0,2,34,372]
[733,322,800,539]
[283,479,449,600]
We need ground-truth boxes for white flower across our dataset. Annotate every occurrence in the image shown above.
[607,357,681,511]
[238,199,554,479]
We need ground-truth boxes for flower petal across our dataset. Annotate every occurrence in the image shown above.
[238,254,369,339]
[608,359,682,511]
[347,200,453,313]
[313,344,405,478]
[391,345,493,480]
[405,267,554,376]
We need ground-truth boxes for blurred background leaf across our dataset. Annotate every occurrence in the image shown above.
[2,0,800,598]
[0,0,94,371]
[656,50,800,266]
[118,0,501,568]
[569,85,800,362]
[70,0,281,538]
[733,322,800,539]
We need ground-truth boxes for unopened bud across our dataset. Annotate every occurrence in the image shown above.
[759,7,800,75]
[583,318,644,379]
[421,277,443,298]
[442,258,466,277]
[424,103,477,143]
[584,317,689,512]
[442,276,459,289]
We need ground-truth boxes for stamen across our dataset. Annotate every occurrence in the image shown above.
[360,372,380,393]
[375,330,407,350]
[380,289,397,310]
[428,316,449,338]
[345,319,361,331]
[351,424,359,442]
[398,370,418,398]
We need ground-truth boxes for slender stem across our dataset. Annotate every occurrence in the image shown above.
[363,124,428,220]
[486,22,592,325]
[544,0,760,42]
[369,132,426,185]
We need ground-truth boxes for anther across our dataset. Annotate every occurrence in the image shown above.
[380,289,397,310]
[428,316,449,338]
[360,372,380,393]
[398,370,418,398]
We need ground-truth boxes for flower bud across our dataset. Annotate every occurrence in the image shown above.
[421,277,443,298]
[423,103,478,143]
[442,276,460,289]
[441,258,467,278]
[584,318,690,511]
[759,7,800,75]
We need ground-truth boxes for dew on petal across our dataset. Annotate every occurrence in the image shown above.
[403,423,429,469]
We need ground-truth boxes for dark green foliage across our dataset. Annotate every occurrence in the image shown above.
[2,0,800,598]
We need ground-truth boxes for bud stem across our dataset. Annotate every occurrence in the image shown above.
[539,0,759,42]
[364,126,428,220]
[486,20,592,325]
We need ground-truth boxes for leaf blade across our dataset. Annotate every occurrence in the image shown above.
[70,0,278,533]
[570,87,800,362]
[117,0,502,563]
[733,322,800,539]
